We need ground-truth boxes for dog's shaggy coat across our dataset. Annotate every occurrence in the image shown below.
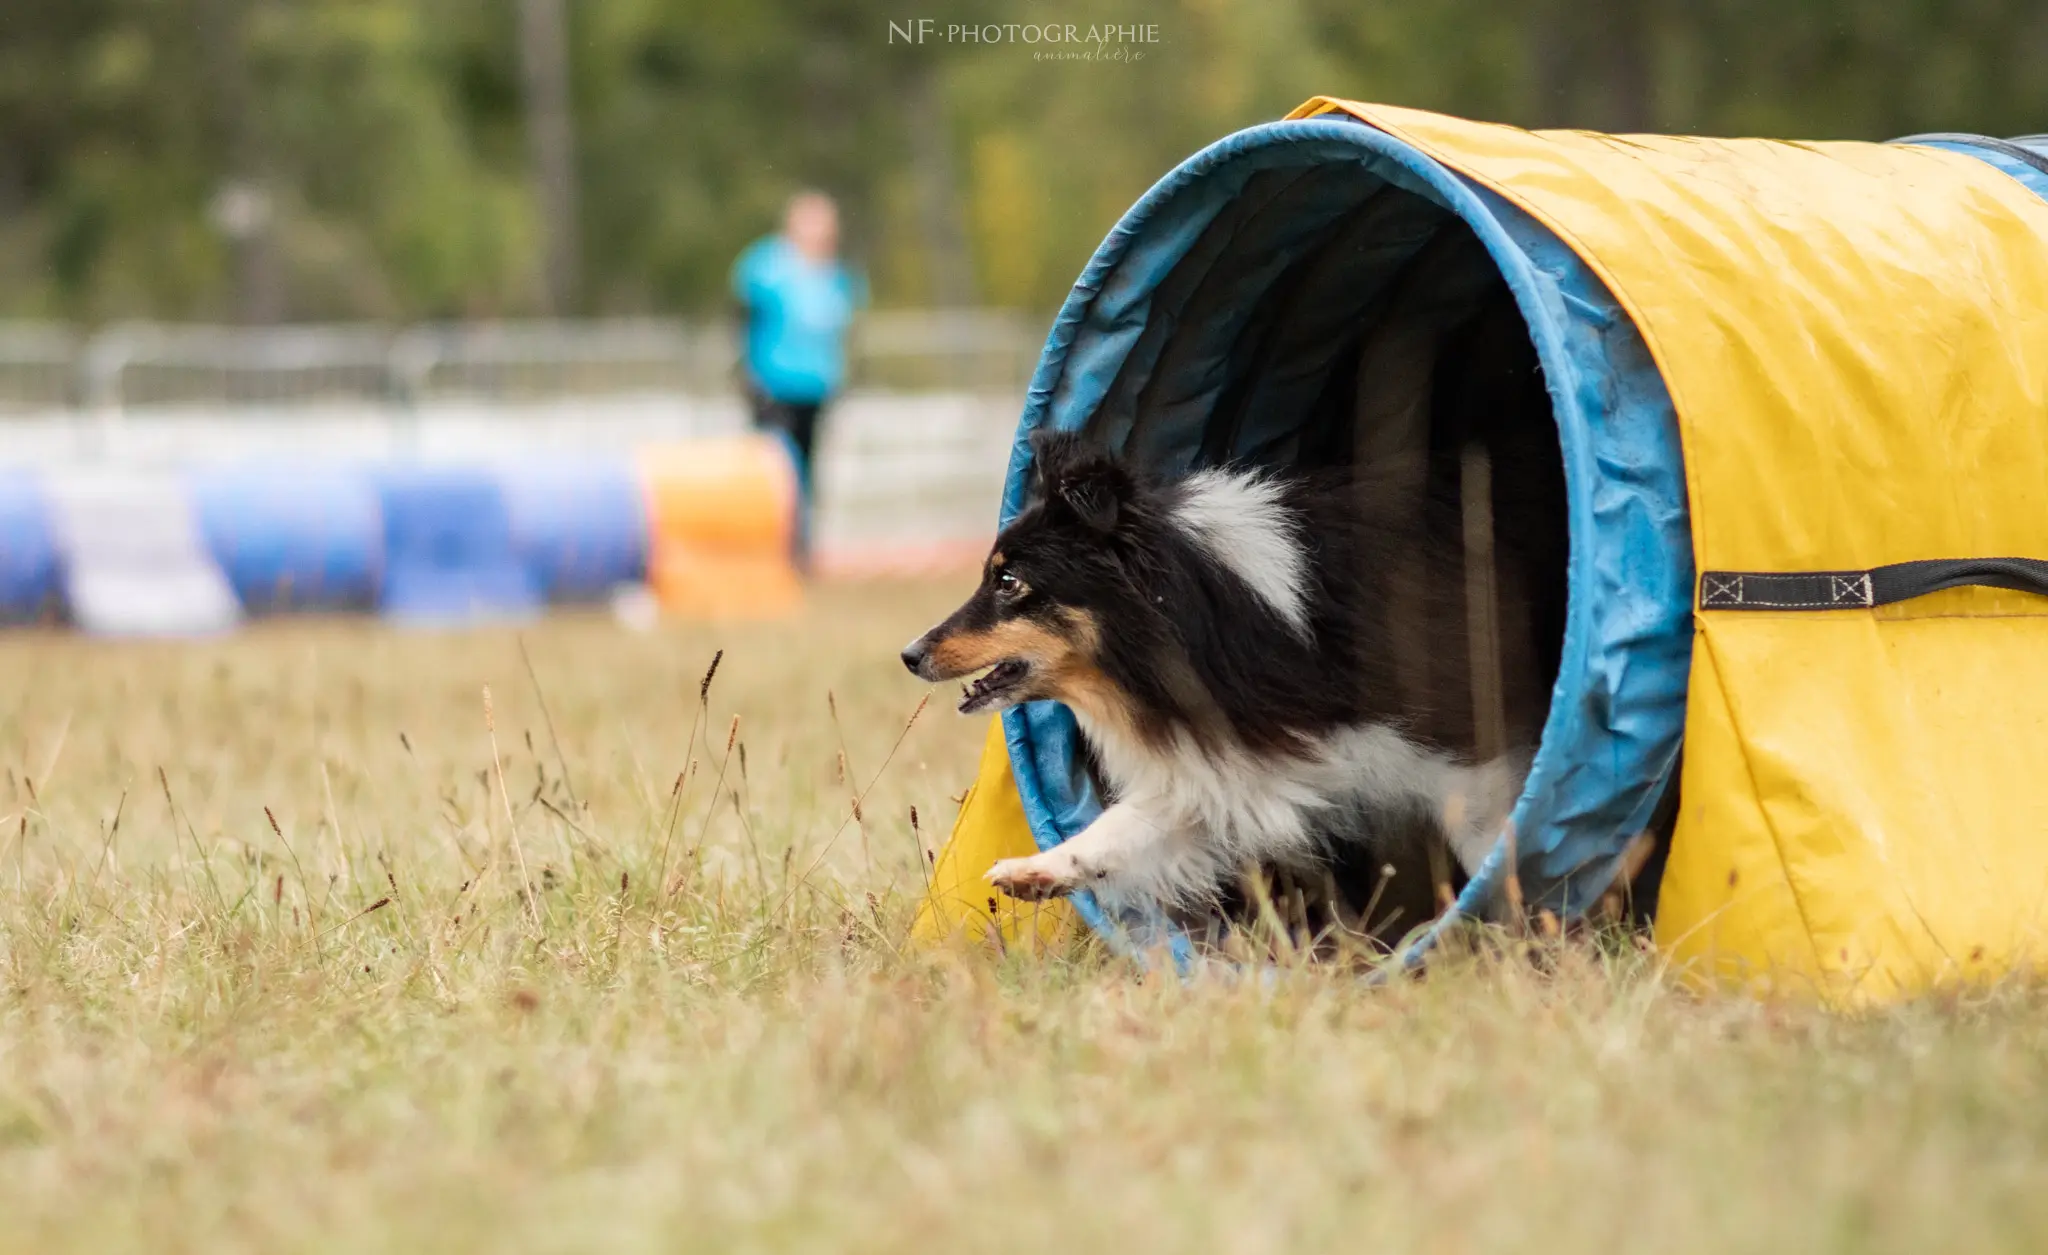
[902,429,1533,926]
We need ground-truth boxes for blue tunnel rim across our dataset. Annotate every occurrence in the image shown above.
[995,113,1690,961]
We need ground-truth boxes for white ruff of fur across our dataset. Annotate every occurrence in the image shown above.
[1067,704,1519,909]
[1171,471,1312,635]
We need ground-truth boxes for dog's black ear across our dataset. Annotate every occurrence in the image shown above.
[1029,428,1128,533]
[1062,477,1120,532]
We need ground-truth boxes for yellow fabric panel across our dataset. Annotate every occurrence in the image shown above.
[910,716,1075,951]
[1654,631,1823,996]
[1668,612,2048,999]
[1294,98,2048,1000]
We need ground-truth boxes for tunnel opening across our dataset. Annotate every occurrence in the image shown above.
[1063,165,1573,949]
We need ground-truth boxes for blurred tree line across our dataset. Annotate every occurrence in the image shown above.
[1,0,2044,323]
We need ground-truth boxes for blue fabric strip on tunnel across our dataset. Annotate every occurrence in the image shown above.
[995,116,1695,955]
[1904,138,2048,204]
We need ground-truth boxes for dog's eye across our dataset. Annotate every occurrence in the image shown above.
[995,570,1024,598]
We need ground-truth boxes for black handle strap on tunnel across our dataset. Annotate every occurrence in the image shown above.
[1700,558,2048,611]
[1889,132,2048,181]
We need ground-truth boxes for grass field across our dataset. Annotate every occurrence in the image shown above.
[1,579,2046,1253]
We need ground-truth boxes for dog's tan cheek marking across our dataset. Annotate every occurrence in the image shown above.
[1040,615,1146,748]
[1039,609,1173,751]
[1060,607,1103,656]
[1045,660,1144,744]
[1066,601,1220,746]
[926,618,1064,676]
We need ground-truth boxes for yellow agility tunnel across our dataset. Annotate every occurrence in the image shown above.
[915,101,2048,1003]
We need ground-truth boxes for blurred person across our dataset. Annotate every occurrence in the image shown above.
[731,191,865,568]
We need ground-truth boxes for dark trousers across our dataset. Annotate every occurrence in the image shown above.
[747,388,826,566]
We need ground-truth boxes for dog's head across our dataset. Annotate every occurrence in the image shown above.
[901,429,1139,715]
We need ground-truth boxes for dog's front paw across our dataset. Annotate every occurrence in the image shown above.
[988,852,1082,901]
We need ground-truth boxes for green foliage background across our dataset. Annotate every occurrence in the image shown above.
[2,0,2044,320]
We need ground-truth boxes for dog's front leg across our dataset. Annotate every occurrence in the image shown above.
[987,802,1173,902]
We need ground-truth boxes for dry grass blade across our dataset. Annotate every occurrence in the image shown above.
[319,896,392,937]
[518,634,581,809]
[783,692,928,903]
[699,649,724,703]
[484,685,545,933]
[1501,819,1526,935]
[652,769,688,902]
[825,689,872,870]
[157,766,225,911]
[88,787,126,889]
[667,714,741,899]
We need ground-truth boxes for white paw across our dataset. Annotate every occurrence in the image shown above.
[987,851,1083,901]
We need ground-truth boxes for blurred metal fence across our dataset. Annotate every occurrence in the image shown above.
[847,308,1042,392]
[0,323,81,414]
[85,323,395,409]
[393,321,732,401]
[0,310,1041,412]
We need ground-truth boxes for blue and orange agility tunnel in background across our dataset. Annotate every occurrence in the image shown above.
[0,438,804,631]
[917,102,2048,1005]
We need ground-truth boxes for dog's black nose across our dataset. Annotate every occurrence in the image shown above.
[900,640,928,676]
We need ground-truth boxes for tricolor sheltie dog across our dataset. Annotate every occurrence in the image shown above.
[902,428,1532,930]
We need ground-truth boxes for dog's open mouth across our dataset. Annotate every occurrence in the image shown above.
[958,659,1030,713]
